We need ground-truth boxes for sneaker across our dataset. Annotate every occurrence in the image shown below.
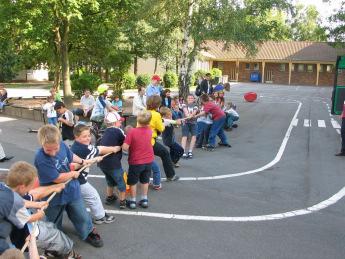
[153,184,162,190]
[119,200,126,209]
[65,249,82,259]
[218,142,231,148]
[139,199,149,208]
[174,162,180,168]
[204,145,215,151]
[335,152,345,156]
[188,152,193,159]
[232,124,238,128]
[85,228,103,248]
[195,145,202,148]
[182,153,188,159]
[167,175,180,182]
[126,200,137,209]
[93,213,115,225]
[105,194,117,205]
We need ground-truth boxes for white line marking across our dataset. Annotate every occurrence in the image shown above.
[0,117,17,122]
[337,129,341,134]
[292,119,298,127]
[304,119,311,127]
[104,184,345,222]
[331,118,341,129]
[87,102,303,181]
[317,120,326,128]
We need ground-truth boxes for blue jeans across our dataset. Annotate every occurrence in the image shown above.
[45,198,93,240]
[172,110,182,120]
[151,160,161,186]
[196,122,211,147]
[208,116,228,147]
[225,113,239,128]
[48,117,58,125]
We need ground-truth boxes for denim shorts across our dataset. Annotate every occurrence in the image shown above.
[100,167,126,192]
[127,163,152,185]
[182,123,197,137]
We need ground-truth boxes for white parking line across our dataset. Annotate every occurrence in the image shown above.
[317,120,326,128]
[304,119,311,127]
[331,118,341,129]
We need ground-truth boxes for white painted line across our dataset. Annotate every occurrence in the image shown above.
[104,185,345,222]
[0,117,17,123]
[303,119,311,127]
[317,120,326,128]
[336,129,341,134]
[0,168,9,171]
[331,118,341,129]
[292,119,298,127]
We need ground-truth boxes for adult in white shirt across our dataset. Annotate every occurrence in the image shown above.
[80,89,95,117]
[132,86,147,116]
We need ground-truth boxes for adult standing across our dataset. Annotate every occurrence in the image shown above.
[200,73,213,96]
[146,75,162,97]
[132,86,147,116]
[335,101,345,156]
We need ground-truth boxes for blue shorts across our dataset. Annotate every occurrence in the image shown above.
[182,123,197,137]
[100,167,126,192]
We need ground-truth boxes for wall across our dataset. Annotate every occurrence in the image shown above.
[264,63,289,84]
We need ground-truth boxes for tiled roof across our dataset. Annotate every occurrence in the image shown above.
[202,41,345,62]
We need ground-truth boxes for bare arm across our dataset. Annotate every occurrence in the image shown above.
[122,143,129,152]
[29,183,65,200]
[98,146,121,155]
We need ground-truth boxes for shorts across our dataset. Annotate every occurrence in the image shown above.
[182,123,197,137]
[100,167,126,192]
[127,163,152,185]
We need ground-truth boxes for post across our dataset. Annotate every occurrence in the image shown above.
[288,62,292,85]
[236,60,239,82]
[316,63,320,86]
[261,61,265,83]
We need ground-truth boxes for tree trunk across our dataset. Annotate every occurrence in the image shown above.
[105,68,109,82]
[134,55,138,75]
[154,57,158,74]
[60,18,73,107]
[53,26,61,90]
[178,0,195,99]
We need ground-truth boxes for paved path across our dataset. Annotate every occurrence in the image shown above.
[1,83,345,259]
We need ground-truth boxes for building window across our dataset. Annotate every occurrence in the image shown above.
[307,64,313,72]
[326,65,333,73]
[291,64,295,72]
[320,65,324,72]
[279,64,286,72]
[218,61,224,70]
[245,63,250,70]
[253,63,259,71]
[298,64,305,72]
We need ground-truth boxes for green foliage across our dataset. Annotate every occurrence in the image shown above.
[194,70,207,80]
[0,42,19,82]
[210,68,222,79]
[136,74,151,87]
[163,71,178,88]
[328,1,345,43]
[71,73,101,98]
[122,73,136,89]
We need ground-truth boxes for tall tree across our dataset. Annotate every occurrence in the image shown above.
[328,1,345,43]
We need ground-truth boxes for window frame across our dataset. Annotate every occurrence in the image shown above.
[245,63,250,70]
[307,64,313,73]
[279,63,286,72]
[297,64,305,72]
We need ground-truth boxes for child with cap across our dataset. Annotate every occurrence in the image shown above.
[146,75,162,97]
[98,112,127,209]
[71,124,120,222]
[122,111,154,209]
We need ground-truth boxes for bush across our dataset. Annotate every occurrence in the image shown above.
[122,72,136,89]
[71,73,102,98]
[136,74,151,87]
[210,68,222,84]
[194,69,207,81]
[163,71,178,88]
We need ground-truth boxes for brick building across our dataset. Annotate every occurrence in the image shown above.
[202,41,345,86]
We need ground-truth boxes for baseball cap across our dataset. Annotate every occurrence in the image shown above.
[105,112,125,123]
[151,75,161,81]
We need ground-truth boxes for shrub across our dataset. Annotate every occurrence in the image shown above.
[194,69,207,81]
[122,72,136,89]
[136,74,151,87]
[71,73,102,98]
[210,68,222,84]
[163,71,178,88]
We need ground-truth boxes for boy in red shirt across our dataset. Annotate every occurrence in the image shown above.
[195,94,231,151]
[122,111,154,209]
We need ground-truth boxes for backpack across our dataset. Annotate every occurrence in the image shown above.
[195,85,202,97]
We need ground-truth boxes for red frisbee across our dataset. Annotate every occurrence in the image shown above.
[244,92,257,102]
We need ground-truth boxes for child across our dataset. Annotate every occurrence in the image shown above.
[98,112,127,209]
[43,96,57,126]
[224,102,239,130]
[161,89,172,108]
[195,106,213,148]
[71,124,119,221]
[181,94,199,159]
[195,94,231,151]
[216,91,225,109]
[54,101,75,144]
[111,95,123,112]
[160,107,184,167]
[122,111,154,209]
[34,124,104,248]
[6,161,82,258]
[171,96,183,120]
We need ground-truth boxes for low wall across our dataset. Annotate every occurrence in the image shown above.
[2,106,46,122]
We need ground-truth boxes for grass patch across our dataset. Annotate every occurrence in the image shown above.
[4,82,53,89]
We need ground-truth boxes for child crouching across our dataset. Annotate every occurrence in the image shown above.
[122,111,154,209]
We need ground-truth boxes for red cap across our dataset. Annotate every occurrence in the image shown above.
[151,75,161,81]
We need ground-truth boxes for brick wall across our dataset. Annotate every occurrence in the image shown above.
[238,62,261,82]
[319,71,335,86]
[264,63,289,84]
[291,64,317,85]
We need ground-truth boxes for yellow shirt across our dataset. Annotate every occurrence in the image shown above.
[149,110,165,145]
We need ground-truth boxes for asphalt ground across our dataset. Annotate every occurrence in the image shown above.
[1,83,345,259]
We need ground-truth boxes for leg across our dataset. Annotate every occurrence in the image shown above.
[181,136,187,152]
[153,141,176,179]
[341,118,345,153]
[216,117,229,145]
[138,163,151,208]
[0,143,6,160]
[112,168,126,201]
[44,204,65,231]
[151,160,161,186]
[65,198,93,240]
[80,182,105,220]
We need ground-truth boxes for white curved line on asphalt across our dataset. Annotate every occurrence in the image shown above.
[104,184,345,221]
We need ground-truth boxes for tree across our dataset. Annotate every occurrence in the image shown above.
[328,1,345,43]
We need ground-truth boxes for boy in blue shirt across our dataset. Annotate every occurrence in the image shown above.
[34,124,104,248]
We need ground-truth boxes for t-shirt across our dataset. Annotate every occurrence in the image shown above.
[0,183,30,254]
[80,95,95,110]
[203,101,225,121]
[124,126,154,165]
[34,142,81,206]
[61,110,74,141]
[149,110,165,145]
[71,141,99,185]
[91,96,112,121]
[341,104,345,118]
[182,103,198,124]
[98,127,124,170]
[43,102,57,118]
